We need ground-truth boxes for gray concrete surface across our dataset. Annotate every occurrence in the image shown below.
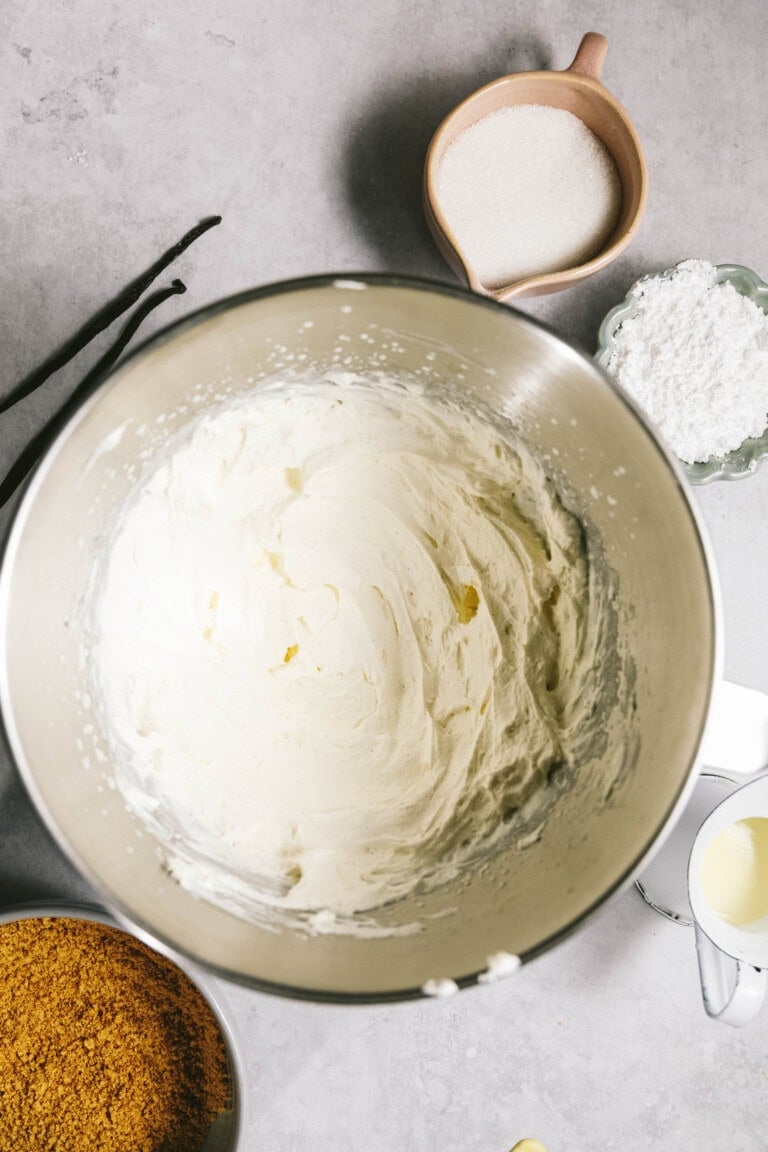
[2,2,768,1149]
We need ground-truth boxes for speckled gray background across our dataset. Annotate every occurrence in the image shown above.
[2,2,768,1149]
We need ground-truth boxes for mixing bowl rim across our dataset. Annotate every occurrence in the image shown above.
[0,899,249,1149]
[0,271,721,1002]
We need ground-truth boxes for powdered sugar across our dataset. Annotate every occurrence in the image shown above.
[435,105,621,288]
[606,260,768,464]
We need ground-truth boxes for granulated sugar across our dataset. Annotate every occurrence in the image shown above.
[435,104,621,288]
[606,260,768,463]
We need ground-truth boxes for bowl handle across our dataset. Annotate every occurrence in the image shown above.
[699,680,768,776]
[565,32,608,81]
[694,923,766,1027]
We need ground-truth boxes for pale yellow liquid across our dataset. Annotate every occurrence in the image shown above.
[700,817,768,927]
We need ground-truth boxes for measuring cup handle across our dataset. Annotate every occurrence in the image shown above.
[565,32,608,81]
[694,923,766,1027]
[699,680,768,775]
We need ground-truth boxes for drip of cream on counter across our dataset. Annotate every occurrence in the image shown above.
[477,951,521,983]
[91,374,606,930]
[421,977,459,999]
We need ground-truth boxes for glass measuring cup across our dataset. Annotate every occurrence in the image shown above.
[689,775,768,1026]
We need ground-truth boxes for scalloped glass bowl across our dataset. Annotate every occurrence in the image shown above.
[595,263,768,483]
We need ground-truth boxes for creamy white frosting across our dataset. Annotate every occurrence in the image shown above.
[92,375,601,926]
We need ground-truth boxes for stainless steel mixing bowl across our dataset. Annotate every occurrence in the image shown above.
[0,275,719,1000]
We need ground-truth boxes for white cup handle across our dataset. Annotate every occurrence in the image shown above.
[699,680,768,775]
[694,922,766,1026]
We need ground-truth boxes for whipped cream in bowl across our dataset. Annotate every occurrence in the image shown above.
[90,370,617,936]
